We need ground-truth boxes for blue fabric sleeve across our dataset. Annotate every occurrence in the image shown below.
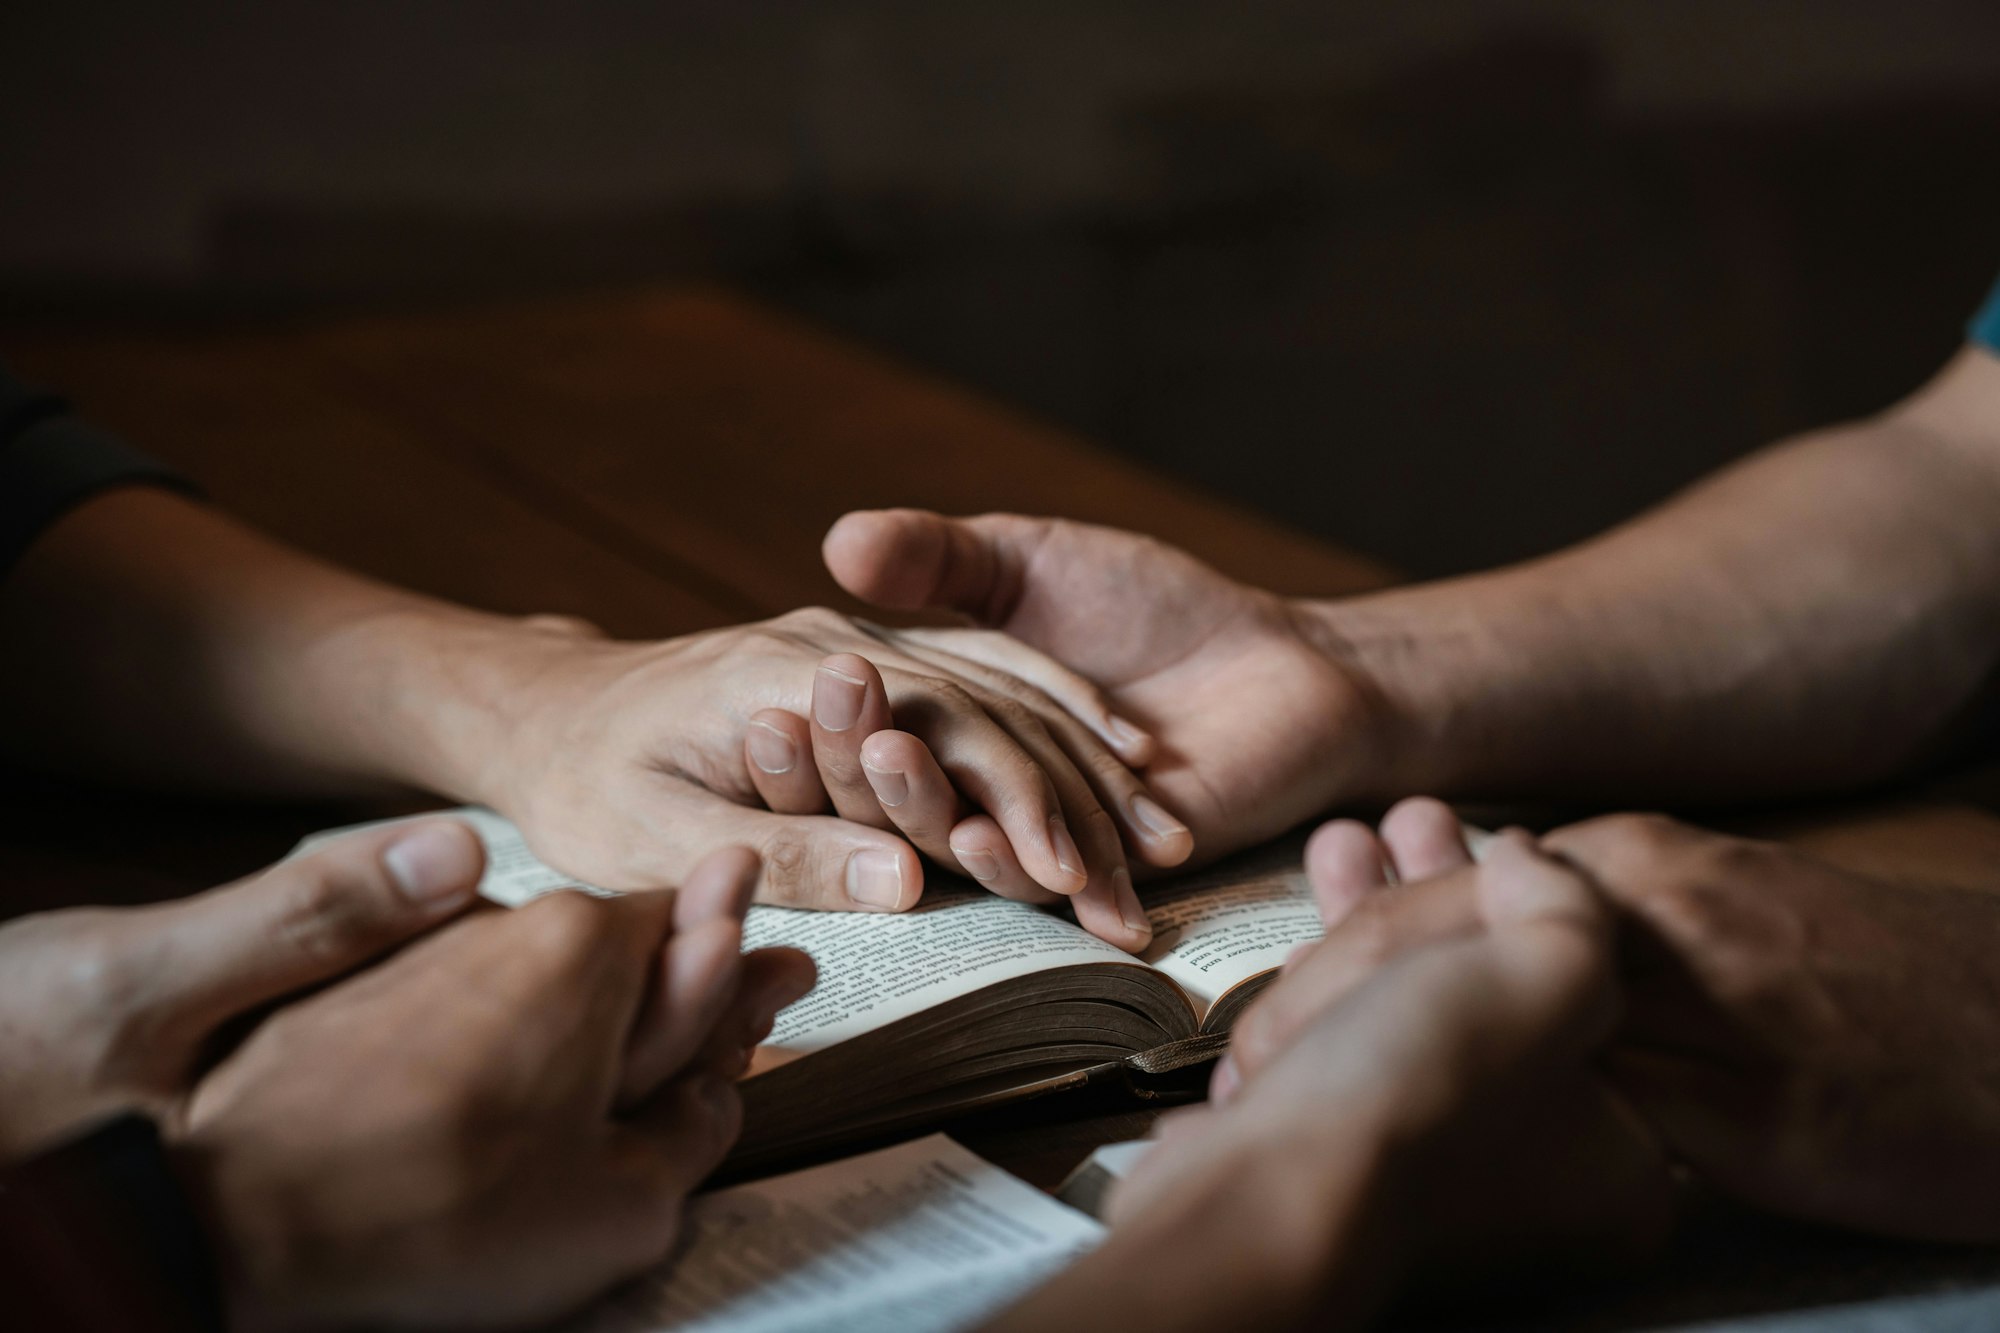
[1971,275,2000,352]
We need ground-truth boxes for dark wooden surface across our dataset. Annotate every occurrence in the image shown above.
[5,288,2000,1330]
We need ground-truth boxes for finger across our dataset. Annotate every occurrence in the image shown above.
[860,729,971,869]
[946,814,1064,905]
[1222,866,1484,1096]
[672,845,762,932]
[823,508,1023,621]
[1474,830,1623,1059]
[623,1073,743,1202]
[1478,829,1610,944]
[657,791,924,913]
[910,676,1149,949]
[1304,819,1391,926]
[695,946,818,1080]
[889,672,1089,897]
[145,817,484,1035]
[617,916,742,1110]
[809,653,901,830]
[619,848,763,1106]
[887,637,1190,867]
[743,709,828,815]
[890,625,1155,765]
[1378,796,1474,884]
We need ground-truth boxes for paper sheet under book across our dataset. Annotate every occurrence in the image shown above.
[555,1135,1104,1333]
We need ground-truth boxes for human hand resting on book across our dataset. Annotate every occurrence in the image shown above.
[821,510,1395,867]
[470,611,1174,950]
[989,831,1674,1332]
[4,490,1175,950]
[1219,800,2000,1245]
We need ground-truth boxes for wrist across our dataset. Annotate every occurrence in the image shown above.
[1290,566,1595,803]
[1287,590,1479,802]
[313,603,612,808]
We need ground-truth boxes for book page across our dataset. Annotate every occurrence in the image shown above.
[297,810,1139,1066]
[742,888,1136,1066]
[1137,838,1324,1017]
[294,808,616,905]
[556,1135,1103,1333]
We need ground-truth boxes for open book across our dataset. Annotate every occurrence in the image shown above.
[558,1134,1101,1333]
[300,809,1323,1170]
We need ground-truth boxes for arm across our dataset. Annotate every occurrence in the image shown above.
[826,344,2000,859]
[1314,346,2000,801]
[0,485,551,801]
[0,377,1178,936]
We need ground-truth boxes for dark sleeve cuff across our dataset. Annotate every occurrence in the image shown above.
[0,1115,226,1333]
[1,402,201,581]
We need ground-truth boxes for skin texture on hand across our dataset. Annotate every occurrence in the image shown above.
[436,610,1169,948]
[0,490,1169,948]
[172,840,812,1332]
[1231,801,2000,1245]
[0,818,484,1161]
[0,820,815,1329]
[822,509,1398,865]
[987,832,1674,1333]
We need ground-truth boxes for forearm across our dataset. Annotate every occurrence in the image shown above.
[1317,348,2000,802]
[0,487,571,800]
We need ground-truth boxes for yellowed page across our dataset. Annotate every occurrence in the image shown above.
[1137,838,1322,1018]
[297,810,1137,1071]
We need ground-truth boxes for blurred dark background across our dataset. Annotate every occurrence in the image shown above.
[5,1,1999,576]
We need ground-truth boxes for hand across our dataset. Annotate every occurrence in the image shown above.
[1547,814,2000,1244]
[989,833,1673,1333]
[440,608,1172,948]
[1232,801,2000,1244]
[0,817,485,1160]
[821,510,1397,866]
[173,843,814,1332]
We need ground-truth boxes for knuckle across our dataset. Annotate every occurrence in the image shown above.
[1337,902,1396,968]
[519,890,612,960]
[755,835,822,907]
[1086,747,1136,788]
[774,605,841,636]
[275,869,377,964]
[1077,805,1121,851]
[1560,812,1701,869]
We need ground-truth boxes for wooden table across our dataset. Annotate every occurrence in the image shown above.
[5,288,1999,1331]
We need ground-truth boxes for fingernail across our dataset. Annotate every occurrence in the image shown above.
[845,849,905,909]
[862,758,910,807]
[1129,794,1189,845]
[1106,715,1149,752]
[747,721,797,775]
[813,666,866,732]
[1210,1054,1241,1103]
[954,845,1000,884]
[383,823,480,910]
[1115,867,1152,938]
[1048,816,1085,881]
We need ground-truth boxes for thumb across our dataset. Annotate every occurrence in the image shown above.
[143,817,484,1038]
[822,508,1049,625]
